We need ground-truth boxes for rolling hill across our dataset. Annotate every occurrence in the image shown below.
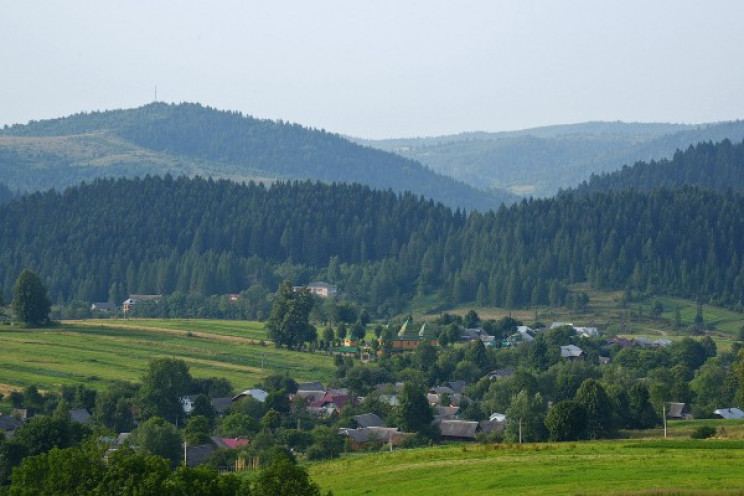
[0,102,516,211]
[356,120,744,197]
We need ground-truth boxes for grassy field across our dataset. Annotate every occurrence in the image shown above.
[309,439,744,495]
[80,318,269,341]
[0,319,335,394]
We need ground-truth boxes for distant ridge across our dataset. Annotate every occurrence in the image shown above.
[0,102,516,211]
[356,120,744,197]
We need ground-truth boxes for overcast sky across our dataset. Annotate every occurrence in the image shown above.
[2,1,744,139]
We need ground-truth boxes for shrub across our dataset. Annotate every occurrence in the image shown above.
[690,425,716,439]
[397,433,433,449]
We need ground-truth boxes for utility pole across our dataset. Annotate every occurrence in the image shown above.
[662,404,667,439]
[519,418,522,444]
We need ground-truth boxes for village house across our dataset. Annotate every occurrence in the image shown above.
[231,388,268,403]
[122,294,162,313]
[90,302,117,313]
[479,413,507,435]
[338,426,407,450]
[487,368,515,381]
[379,334,438,354]
[185,436,250,468]
[560,344,584,360]
[437,419,480,442]
[667,402,692,420]
[550,322,599,338]
[433,405,460,420]
[714,407,744,419]
[0,414,23,438]
[70,408,92,425]
[461,327,490,342]
[293,281,338,298]
[352,413,385,429]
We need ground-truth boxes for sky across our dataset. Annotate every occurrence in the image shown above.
[2,1,744,139]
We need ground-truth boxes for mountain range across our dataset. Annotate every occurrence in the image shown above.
[355,120,744,197]
[0,102,516,211]
[3,103,744,210]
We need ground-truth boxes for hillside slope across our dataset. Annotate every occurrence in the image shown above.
[0,102,515,211]
[357,120,744,196]
[575,138,744,194]
[2,174,744,314]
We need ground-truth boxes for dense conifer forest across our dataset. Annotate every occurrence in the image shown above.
[2,167,744,315]
[577,139,744,194]
[0,183,13,204]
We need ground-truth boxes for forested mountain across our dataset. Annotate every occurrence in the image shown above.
[0,102,515,211]
[0,183,13,204]
[2,174,744,315]
[576,138,744,194]
[357,120,744,197]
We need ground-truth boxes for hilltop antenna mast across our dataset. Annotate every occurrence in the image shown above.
[154,84,158,102]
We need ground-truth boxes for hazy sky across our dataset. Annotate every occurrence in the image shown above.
[3,1,744,139]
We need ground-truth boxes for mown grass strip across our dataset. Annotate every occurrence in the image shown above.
[0,321,334,391]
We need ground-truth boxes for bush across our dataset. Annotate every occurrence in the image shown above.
[397,433,433,449]
[690,425,717,439]
[476,430,504,444]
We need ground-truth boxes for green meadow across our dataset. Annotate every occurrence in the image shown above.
[0,320,335,394]
[309,439,744,495]
[81,318,269,341]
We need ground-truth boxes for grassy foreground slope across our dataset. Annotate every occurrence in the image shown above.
[0,319,334,393]
[310,440,744,495]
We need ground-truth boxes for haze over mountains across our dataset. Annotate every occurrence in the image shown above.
[356,120,744,197]
[4,102,744,211]
[0,102,516,211]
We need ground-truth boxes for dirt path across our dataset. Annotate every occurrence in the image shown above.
[0,382,20,394]
[65,320,269,346]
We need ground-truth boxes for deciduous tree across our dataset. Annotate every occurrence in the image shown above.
[545,400,587,441]
[131,416,183,465]
[11,269,51,327]
[138,358,193,424]
[574,379,614,439]
[396,381,436,438]
[266,281,316,350]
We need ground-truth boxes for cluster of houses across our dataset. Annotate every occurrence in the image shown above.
[462,322,600,350]
[89,294,163,314]
[607,336,672,348]
[294,379,506,447]
[3,366,744,466]
[7,313,740,466]
[331,320,600,360]
[331,319,438,359]
[91,282,341,315]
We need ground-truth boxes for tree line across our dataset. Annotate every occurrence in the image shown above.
[576,138,744,195]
